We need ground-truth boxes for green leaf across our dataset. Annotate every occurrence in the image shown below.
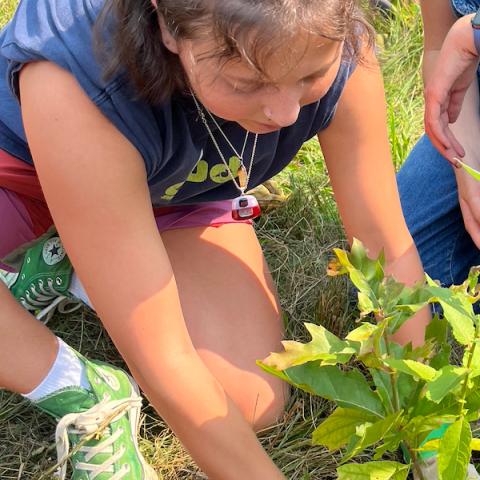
[333,243,380,302]
[425,314,448,344]
[312,407,376,450]
[342,411,403,462]
[467,266,480,293]
[347,323,378,355]
[438,418,472,480]
[373,431,404,459]
[405,339,436,362]
[358,291,375,315]
[426,366,468,403]
[424,315,451,368]
[397,372,418,409]
[458,159,480,182]
[337,461,409,480]
[426,276,475,345]
[463,340,480,370]
[430,344,452,370]
[465,388,480,411]
[262,323,356,370]
[256,361,291,383]
[371,370,394,412]
[384,359,437,381]
[350,238,385,283]
[285,364,385,418]
[412,394,459,418]
[471,438,480,451]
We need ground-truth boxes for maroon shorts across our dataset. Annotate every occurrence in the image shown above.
[0,149,251,272]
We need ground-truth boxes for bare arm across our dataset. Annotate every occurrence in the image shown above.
[420,0,457,83]
[20,61,284,480]
[318,49,430,346]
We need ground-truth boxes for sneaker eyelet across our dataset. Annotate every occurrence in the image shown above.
[21,274,25,280]
[26,257,31,264]
[38,279,44,287]
[56,277,62,285]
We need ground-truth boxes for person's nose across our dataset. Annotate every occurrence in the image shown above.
[262,87,301,128]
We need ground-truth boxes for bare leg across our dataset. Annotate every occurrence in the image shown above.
[0,282,58,394]
[161,223,288,430]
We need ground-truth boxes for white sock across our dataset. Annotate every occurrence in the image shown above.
[23,338,91,401]
[69,272,93,309]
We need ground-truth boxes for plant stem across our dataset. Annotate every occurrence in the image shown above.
[404,443,426,480]
[458,340,477,416]
[383,329,401,412]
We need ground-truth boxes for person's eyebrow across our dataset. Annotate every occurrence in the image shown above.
[224,56,339,86]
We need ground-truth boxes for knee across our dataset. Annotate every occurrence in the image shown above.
[234,376,290,432]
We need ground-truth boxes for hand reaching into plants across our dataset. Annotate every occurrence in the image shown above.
[260,240,480,480]
[424,14,480,165]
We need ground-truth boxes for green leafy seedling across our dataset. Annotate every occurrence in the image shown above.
[259,239,480,480]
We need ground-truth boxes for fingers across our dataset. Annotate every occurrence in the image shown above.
[424,103,464,166]
[423,16,479,163]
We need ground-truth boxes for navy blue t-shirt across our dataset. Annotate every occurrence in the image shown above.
[0,0,355,207]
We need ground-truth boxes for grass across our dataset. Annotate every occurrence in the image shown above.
[0,1,425,479]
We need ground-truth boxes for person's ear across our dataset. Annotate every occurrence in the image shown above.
[158,14,180,54]
[152,1,179,55]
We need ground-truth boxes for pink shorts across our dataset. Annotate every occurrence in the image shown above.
[0,150,251,272]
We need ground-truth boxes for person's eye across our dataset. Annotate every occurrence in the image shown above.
[302,75,323,85]
[229,81,264,94]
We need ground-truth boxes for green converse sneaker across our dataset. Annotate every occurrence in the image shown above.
[35,351,157,479]
[0,230,82,322]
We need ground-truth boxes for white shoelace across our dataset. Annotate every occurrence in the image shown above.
[0,269,82,323]
[54,396,142,480]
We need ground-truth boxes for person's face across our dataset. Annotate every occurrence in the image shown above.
[161,22,343,134]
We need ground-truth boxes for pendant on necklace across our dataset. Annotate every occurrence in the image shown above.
[237,164,248,190]
[232,164,260,220]
[232,194,261,220]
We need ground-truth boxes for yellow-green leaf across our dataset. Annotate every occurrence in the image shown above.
[458,159,480,182]
[312,407,376,451]
[285,364,385,418]
[337,461,409,480]
[262,323,356,370]
[426,366,468,403]
[438,418,471,480]
[471,438,480,451]
[384,359,437,381]
[426,276,475,345]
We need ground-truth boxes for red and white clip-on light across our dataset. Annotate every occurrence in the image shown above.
[232,194,261,220]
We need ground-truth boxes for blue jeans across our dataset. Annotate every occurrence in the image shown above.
[397,135,480,286]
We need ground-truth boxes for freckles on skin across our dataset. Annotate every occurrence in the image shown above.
[177,34,344,131]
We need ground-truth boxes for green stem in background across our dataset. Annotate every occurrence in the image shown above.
[383,329,400,412]
[458,336,478,417]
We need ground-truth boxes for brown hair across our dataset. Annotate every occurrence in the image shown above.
[95,0,374,104]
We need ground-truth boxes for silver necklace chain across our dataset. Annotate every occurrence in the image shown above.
[191,91,258,195]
